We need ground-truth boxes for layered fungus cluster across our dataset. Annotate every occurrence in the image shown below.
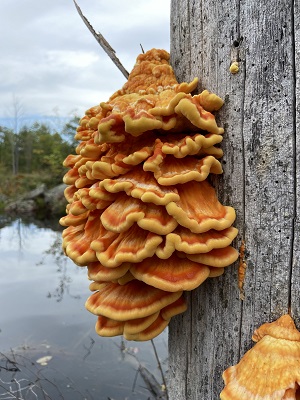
[220,315,300,399]
[60,49,238,341]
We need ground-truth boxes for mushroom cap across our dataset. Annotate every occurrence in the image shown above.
[92,224,163,268]
[63,167,80,186]
[64,185,78,203]
[198,90,224,112]
[62,210,119,266]
[95,311,163,339]
[159,132,223,159]
[87,133,156,179]
[87,261,130,282]
[124,314,170,341]
[85,280,182,321]
[88,184,117,202]
[252,314,300,342]
[156,226,238,259]
[174,96,224,135]
[115,270,135,285]
[144,150,223,185]
[208,267,225,278]
[100,166,180,206]
[78,187,113,211]
[166,180,236,233]
[130,254,211,292]
[100,193,145,233]
[62,222,97,266]
[160,295,187,320]
[220,315,300,400]
[76,138,106,159]
[63,160,97,188]
[186,246,239,268]
[59,210,89,227]
[67,199,89,216]
[123,311,160,335]
[95,315,124,337]
[100,193,177,234]
[221,336,300,400]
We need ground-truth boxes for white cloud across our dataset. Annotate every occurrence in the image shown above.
[0,0,170,122]
[45,50,100,69]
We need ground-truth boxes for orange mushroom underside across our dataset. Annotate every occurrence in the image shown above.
[60,48,238,341]
[220,315,300,400]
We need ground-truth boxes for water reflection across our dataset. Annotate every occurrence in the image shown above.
[0,217,168,400]
[0,213,63,231]
[37,231,81,302]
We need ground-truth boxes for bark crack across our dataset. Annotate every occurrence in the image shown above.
[236,0,247,361]
[186,0,192,79]
[287,0,297,312]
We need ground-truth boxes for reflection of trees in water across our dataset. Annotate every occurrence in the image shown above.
[0,214,14,229]
[0,215,63,231]
[37,231,81,303]
[46,264,81,303]
[0,216,62,252]
[0,216,80,303]
[0,217,32,253]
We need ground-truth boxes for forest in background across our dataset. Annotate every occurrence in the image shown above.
[0,116,79,205]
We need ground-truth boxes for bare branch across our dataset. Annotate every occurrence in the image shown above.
[73,0,129,79]
[151,339,169,399]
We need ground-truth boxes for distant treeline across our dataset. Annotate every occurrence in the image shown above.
[0,116,80,193]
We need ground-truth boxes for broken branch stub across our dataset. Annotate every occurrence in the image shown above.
[73,0,129,79]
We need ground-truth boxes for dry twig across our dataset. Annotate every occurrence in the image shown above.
[73,0,129,79]
[150,339,168,400]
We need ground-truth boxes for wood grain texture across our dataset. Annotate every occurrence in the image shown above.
[168,0,299,398]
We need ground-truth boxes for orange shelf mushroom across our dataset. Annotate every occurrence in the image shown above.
[60,48,238,341]
[220,314,300,399]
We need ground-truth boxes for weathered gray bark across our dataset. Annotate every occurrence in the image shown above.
[168,0,300,398]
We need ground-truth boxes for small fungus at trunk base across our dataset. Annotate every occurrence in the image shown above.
[220,314,300,400]
[60,48,238,341]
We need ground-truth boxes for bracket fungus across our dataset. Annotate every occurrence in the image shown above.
[60,48,238,341]
[220,314,300,399]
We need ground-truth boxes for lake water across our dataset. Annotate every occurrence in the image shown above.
[0,216,168,400]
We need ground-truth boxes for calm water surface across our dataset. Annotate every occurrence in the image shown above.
[0,216,168,400]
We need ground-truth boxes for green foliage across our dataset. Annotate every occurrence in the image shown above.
[61,115,80,148]
[0,117,80,198]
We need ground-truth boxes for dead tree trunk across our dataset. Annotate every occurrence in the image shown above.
[168,0,300,398]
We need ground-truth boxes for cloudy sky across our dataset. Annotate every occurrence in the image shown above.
[0,0,170,127]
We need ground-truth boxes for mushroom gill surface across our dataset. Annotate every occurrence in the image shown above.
[60,48,238,340]
[220,315,300,400]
